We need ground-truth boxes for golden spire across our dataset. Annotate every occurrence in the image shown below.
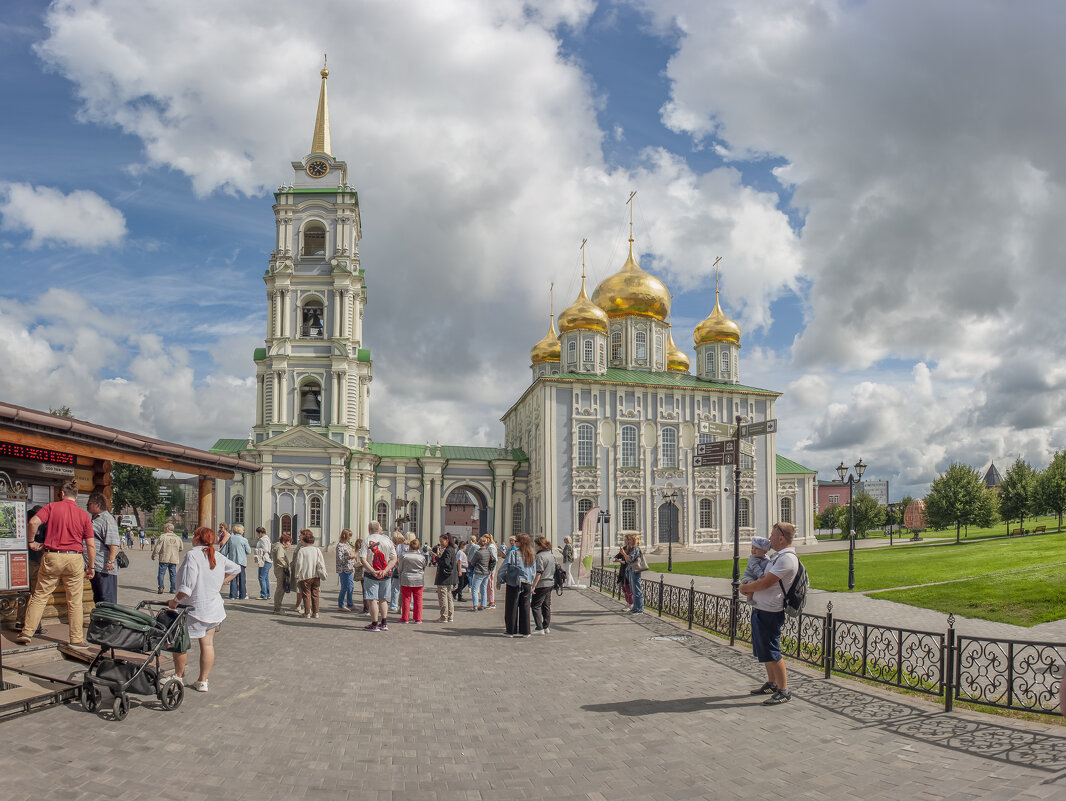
[666,325,690,372]
[592,192,672,320]
[530,284,561,364]
[559,238,609,334]
[694,256,742,345]
[311,54,332,156]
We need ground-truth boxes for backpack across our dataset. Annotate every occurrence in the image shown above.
[553,564,567,595]
[778,559,808,618]
[368,542,388,573]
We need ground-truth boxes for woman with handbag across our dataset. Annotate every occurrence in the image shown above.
[335,529,357,611]
[270,533,294,614]
[432,533,458,622]
[292,529,328,619]
[622,533,647,613]
[501,533,536,637]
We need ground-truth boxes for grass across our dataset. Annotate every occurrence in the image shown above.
[869,565,1066,627]
[649,529,1066,605]
[816,513,1063,542]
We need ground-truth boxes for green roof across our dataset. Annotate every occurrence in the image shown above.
[210,439,249,454]
[553,368,779,395]
[356,348,371,362]
[253,347,266,362]
[369,442,527,462]
[777,455,816,474]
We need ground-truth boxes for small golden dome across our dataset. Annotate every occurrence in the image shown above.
[530,316,561,364]
[666,332,690,372]
[592,241,671,321]
[694,292,741,345]
[558,277,609,335]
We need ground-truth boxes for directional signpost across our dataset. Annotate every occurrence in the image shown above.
[691,416,779,645]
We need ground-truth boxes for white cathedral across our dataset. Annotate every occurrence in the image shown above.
[210,66,816,551]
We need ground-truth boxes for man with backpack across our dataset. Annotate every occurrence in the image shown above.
[739,522,800,706]
[359,521,397,631]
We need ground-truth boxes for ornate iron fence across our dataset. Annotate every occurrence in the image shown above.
[588,567,1065,716]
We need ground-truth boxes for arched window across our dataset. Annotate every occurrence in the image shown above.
[577,498,593,529]
[780,497,793,524]
[621,498,637,531]
[309,495,322,527]
[301,297,325,339]
[599,342,606,369]
[699,498,713,529]
[620,425,638,468]
[512,502,523,534]
[577,424,595,467]
[698,432,712,445]
[567,340,577,365]
[302,222,326,256]
[611,331,622,361]
[721,347,730,377]
[583,339,594,363]
[738,497,751,528]
[660,427,678,468]
[408,501,418,532]
[635,330,647,360]
[281,514,292,538]
[298,381,323,426]
[655,333,663,364]
[706,349,715,374]
[376,501,389,528]
[232,496,244,525]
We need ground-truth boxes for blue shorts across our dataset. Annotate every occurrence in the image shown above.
[364,577,389,600]
[751,608,785,663]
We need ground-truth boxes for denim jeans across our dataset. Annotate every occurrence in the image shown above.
[630,571,644,612]
[388,575,401,611]
[157,562,177,592]
[469,573,489,607]
[338,572,355,608]
[230,565,247,599]
[257,564,272,598]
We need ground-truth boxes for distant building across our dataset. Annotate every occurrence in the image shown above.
[856,480,888,506]
[983,461,1004,491]
[817,480,852,514]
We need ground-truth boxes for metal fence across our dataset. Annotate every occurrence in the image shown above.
[588,567,1065,716]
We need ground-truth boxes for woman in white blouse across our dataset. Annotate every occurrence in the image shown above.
[168,526,241,693]
[292,529,328,619]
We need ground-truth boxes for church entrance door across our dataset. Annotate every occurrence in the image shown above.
[657,502,679,545]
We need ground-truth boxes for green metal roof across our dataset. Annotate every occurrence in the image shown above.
[777,455,816,474]
[210,439,249,454]
[356,348,371,362]
[553,367,779,395]
[253,347,266,362]
[369,442,527,462]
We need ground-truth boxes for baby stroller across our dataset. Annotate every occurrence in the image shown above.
[80,600,190,720]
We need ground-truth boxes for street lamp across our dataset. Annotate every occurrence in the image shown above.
[658,489,679,572]
[836,458,867,590]
[597,509,611,567]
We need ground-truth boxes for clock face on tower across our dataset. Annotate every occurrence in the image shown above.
[306,159,330,178]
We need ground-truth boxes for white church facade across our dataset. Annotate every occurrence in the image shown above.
[210,66,816,550]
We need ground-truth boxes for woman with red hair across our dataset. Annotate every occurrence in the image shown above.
[168,525,241,692]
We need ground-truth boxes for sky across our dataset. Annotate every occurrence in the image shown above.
[1,0,1065,500]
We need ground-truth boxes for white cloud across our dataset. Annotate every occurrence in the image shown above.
[0,182,127,250]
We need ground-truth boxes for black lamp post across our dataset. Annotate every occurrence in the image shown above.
[836,458,867,591]
[597,509,611,567]
[658,489,679,572]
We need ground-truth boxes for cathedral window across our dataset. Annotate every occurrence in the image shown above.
[611,331,622,361]
[699,498,713,529]
[780,497,793,524]
[660,427,678,468]
[301,298,325,339]
[577,498,593,529]
[635,331,647,361]
[741,453,753,470]
[620,425,638,468]
[599,342,606,370]
[309,495,322,527]
[232,496,244,525]
[376,501,390,528]
[721,348,730,376]
[512,502,523,534]
[281,514,292,538]
[739,497,751,528]
[408,501,418,532]
[621,498,637,531]
[655,333,663,365]
[298,381,323,426]
[302,222,326,256]
[577,424,595,467]
[698,432,712,445]
[583,339,594,363]
[567,340,577,367]
[706,350,715,374]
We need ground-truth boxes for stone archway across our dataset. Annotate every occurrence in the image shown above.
[444,485,489,543]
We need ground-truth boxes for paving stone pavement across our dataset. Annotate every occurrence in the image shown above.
[6,548,1066,801]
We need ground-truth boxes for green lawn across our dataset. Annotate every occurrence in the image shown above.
[816,513,1063,543]
[870,566,1066,627]
[650,530,1066,595]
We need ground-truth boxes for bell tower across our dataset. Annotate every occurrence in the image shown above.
[254,59,372,450]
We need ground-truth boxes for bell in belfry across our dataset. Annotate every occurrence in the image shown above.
[300,391,321,414]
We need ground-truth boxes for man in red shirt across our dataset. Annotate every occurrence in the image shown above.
[17,480,96,648]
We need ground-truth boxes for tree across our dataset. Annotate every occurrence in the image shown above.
[49,405,73,418]
[168,484,186,517]
[850,492,886,538]
[1037,451,1066,530]
[999,458,1037,535]
[897,495,914,533]
[924,463,986,544]
[819,504,844,535]
[150,506,168,531]
[111,463,160,521]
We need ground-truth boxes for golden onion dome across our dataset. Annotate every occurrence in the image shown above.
[694,291,742,346]
[558,277,609,335]
[666,332,690,372]
[592,241,671,321]
[530,315,561,364]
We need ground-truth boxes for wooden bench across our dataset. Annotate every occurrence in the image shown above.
[1011,527,1024,536]
[1034,525,1046,534]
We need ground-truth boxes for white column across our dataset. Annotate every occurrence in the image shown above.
[256,375,264,426]
[280,371,289,425]
[332,291,341,339]
[282,291,291,339]
[341,291,349,339]
[492,477,503,540]
[339,374,347,425]
[431,478,442,543]
[502,479,513,540]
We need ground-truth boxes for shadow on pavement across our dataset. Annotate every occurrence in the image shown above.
[582,695,753,715]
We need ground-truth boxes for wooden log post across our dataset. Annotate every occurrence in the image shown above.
[198,476,215,531]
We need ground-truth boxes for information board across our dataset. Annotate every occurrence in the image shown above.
[0,500,27,551]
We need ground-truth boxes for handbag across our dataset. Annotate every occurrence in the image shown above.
[115,549,130,569]
[632,550,649,572]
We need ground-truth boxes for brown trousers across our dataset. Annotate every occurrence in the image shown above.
[298,577,321,616]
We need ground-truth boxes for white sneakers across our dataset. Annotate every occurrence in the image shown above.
[191,680,208,692]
